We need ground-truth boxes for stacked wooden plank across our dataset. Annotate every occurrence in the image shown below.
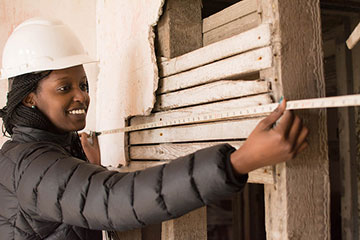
[202,0,261,46]
[128,24,275,185]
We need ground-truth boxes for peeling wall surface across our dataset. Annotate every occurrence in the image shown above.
[96,0,164,167]
[0,0,97,145]
[0,0,165,168]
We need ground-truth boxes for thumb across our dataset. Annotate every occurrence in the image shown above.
[90,132,99,146]
[260,98,286,129]
[80,132,89,147]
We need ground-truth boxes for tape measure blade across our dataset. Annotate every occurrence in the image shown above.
[102,94,360,134]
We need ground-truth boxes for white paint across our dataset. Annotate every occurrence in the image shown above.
[96,0,164,167]
[160,24,271,77]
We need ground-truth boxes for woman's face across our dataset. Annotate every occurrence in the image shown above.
[30,65,90,133]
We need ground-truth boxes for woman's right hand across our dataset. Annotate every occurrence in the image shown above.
[230,99,309,175]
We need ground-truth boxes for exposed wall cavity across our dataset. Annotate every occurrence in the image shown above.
[96,0,165,167]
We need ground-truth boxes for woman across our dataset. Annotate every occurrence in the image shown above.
[0,18,308,240]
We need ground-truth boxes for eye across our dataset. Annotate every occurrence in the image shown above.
[57,85,70,92]
[80,81,89,92]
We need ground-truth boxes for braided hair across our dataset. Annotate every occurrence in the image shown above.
[0,71,53,136]
[0,71,88,160]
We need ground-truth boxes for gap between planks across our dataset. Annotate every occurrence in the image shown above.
[129,117,263,145]
[130,141,244,160]
[202,0,258,33]
[159,46,272,93]
[203,12,261,46]
[159,24,271,77]
[130,94,273,126]
[155,79,269,111]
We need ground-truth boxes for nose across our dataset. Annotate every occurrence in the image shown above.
[73,87,88,103]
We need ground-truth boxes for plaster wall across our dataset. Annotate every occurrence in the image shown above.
[0,0,165,168]
[96,0,164,167]
[0,0,97,145]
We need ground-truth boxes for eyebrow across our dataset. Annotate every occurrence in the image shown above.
[54,76,87,82]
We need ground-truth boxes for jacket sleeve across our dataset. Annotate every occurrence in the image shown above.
[16,143,247,231]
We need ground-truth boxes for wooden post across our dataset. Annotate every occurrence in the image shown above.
[156,1,206,239]
[161,207,207,240]
[156,0,202,59]
[336,21,359,240]
[260,0,331,239]
[350,16,360,240]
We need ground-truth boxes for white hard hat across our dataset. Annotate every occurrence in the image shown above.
[1,17,96,79]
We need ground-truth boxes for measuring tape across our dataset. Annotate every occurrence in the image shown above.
[96,94,360,136]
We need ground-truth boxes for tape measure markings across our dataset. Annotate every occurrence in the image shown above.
[98,94,360,135]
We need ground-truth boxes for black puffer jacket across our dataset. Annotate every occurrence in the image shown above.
[0,126,247,240]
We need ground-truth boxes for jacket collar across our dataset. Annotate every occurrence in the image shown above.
[11,126,74,148]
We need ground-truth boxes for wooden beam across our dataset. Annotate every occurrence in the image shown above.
[130,94,272,126]
[161,207,207,240]
[129,118,262,145]
[112,161,274,185]
[129,141,244,160]
[155,80,269,111]
[156,0,202,58]
[350,17,360,239]
[203,0,258,33]
[159,47,272,93]
[153,1,206,239]
[112,229,141,240]
[260,0,331,239]
[203,12,261,46]
[336,30,359,240]
[346,22,360,49]
[160,24,271,77]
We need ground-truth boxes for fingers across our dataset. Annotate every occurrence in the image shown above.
[80,132,99,147]
[294,126,309,153]
[274,110,294,136]
[259,99,287,129]
[80,132,90,147]
[90,131,99,147]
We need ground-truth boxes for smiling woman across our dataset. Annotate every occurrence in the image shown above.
[22,66,90,133]
[0,17,308,240]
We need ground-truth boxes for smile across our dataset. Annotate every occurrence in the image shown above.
[68,109,86,115]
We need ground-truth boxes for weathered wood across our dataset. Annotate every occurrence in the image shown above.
[156,0,202,58]
[346,22,360,49]
[112,229,141,240]
[246,167,275,185]
[130,94,272,126]
[160,24,271,77]
[203,12,261,46]
[155,1,205,239]
[336,37,359,240]
[129,118,262,145]
[113,160,274,185]
[260,0,330,239]
[162,207,207,240]
[155,80,269,111]
[159,47,272,93]
[350,17,360,238]
[202,0,258,33]
[130,141,244,160]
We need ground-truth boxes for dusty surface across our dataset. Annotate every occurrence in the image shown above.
[96,0,164,166]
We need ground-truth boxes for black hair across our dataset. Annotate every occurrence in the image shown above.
[0,71,53,136]
[0,71,88,160]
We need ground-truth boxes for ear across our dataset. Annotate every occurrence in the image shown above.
[22,92,36,108]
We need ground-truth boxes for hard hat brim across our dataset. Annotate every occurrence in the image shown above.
[0,54,98,80]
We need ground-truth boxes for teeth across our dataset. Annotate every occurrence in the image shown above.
[69,109,86,115]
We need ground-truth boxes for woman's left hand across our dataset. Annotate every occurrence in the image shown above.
[80,132,101,166]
